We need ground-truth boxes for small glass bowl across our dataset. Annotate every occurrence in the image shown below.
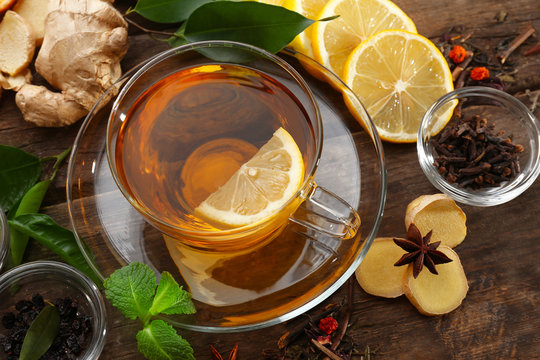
[0,207,8,272]
[0,261,107,359]
[418,86,540,206]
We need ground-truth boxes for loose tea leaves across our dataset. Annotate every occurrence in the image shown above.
[19,302,60,360]
[1,294,93,360]
[431,114,523,188]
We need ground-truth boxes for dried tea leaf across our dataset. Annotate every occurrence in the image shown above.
[19,302,60,360]
[494,10,508,23]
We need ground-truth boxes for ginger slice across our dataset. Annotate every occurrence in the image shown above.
[405,194,466,248]
[355,238,408,298]
[0,10,35,76]
[13,0,49,46]
[0,0,16,14]
[403,245,468,315]
[0,68,32,91]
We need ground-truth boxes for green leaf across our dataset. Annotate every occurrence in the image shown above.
[7,147,70,267]
[167,23,187,48]
[0,145,41,213]
[149,272,196,316]
[19,303,60,360]
[136,320,195,360]
[8,214,101,286]
[8,179,51,267]
[184,1,315,54]
[104,262,157,321]
[134,0,217,24]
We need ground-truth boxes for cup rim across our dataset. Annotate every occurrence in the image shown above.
[105,40,324,238]
[417,86,540,206]
[0,260,107,359]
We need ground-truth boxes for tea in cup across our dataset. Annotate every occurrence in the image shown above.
[107,41,360,251]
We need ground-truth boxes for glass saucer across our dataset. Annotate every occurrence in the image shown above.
[67,48,386,332]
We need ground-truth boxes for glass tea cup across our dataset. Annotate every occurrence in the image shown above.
[106,41,360,251]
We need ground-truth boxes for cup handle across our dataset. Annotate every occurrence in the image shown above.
[289,184,360,240]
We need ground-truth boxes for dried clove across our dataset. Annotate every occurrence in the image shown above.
[431,115,523,189]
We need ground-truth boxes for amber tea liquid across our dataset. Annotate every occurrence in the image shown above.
[114,64,316,235]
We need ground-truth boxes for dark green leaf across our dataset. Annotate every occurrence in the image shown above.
[8,214,101,286]
[8,147,70,268]
[134,0,217,24]
[0,145,41,212]
[184,1,315,54]
[8,179,51,267]
[136,319,195,360]
[167,24,187,48]
[104,262,156,322]
[149,272,196,316]
[19,303,60,360]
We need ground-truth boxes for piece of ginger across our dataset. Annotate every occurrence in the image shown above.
[355,238,408,298]
[405,194,467,248]
[0,68,32,91]
[16,84,88,127]
[12,0,49,46]
[0,0,16,15]
[402,245,468,316]
[0,10,35,76]
[15,0,128,127]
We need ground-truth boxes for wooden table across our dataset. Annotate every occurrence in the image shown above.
[1,0,539,358]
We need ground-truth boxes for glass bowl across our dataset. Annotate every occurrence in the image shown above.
[418,86,540,206]
[0,207,8,272]
[0,261,107,359]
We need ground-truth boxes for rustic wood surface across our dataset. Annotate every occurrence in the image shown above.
[1,0,539,359]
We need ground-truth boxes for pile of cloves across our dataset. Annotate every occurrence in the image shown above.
[431,114,524,189]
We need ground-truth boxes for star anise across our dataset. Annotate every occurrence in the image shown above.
[393,223,452,278]
[211,343,238,360]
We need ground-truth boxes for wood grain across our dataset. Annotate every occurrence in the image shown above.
[1,0,539,359]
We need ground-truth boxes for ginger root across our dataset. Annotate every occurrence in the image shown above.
[15,84,88,127]
[15,0,129,127]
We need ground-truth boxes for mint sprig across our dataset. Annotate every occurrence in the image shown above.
[104,262,196,360]
[137,320,194,360]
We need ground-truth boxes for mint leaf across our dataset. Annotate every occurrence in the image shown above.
[149,272,196,316]
[134,0,217,24]
[137,320,195,360]
[184,1,315,54]
[104,262,156,321]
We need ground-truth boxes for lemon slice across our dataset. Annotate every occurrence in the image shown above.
[285,0,328,57]
[195,127,304,228]
[312,0,417,77]
[343,30,455,143]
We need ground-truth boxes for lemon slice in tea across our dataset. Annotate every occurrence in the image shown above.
[195,127,304,228]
